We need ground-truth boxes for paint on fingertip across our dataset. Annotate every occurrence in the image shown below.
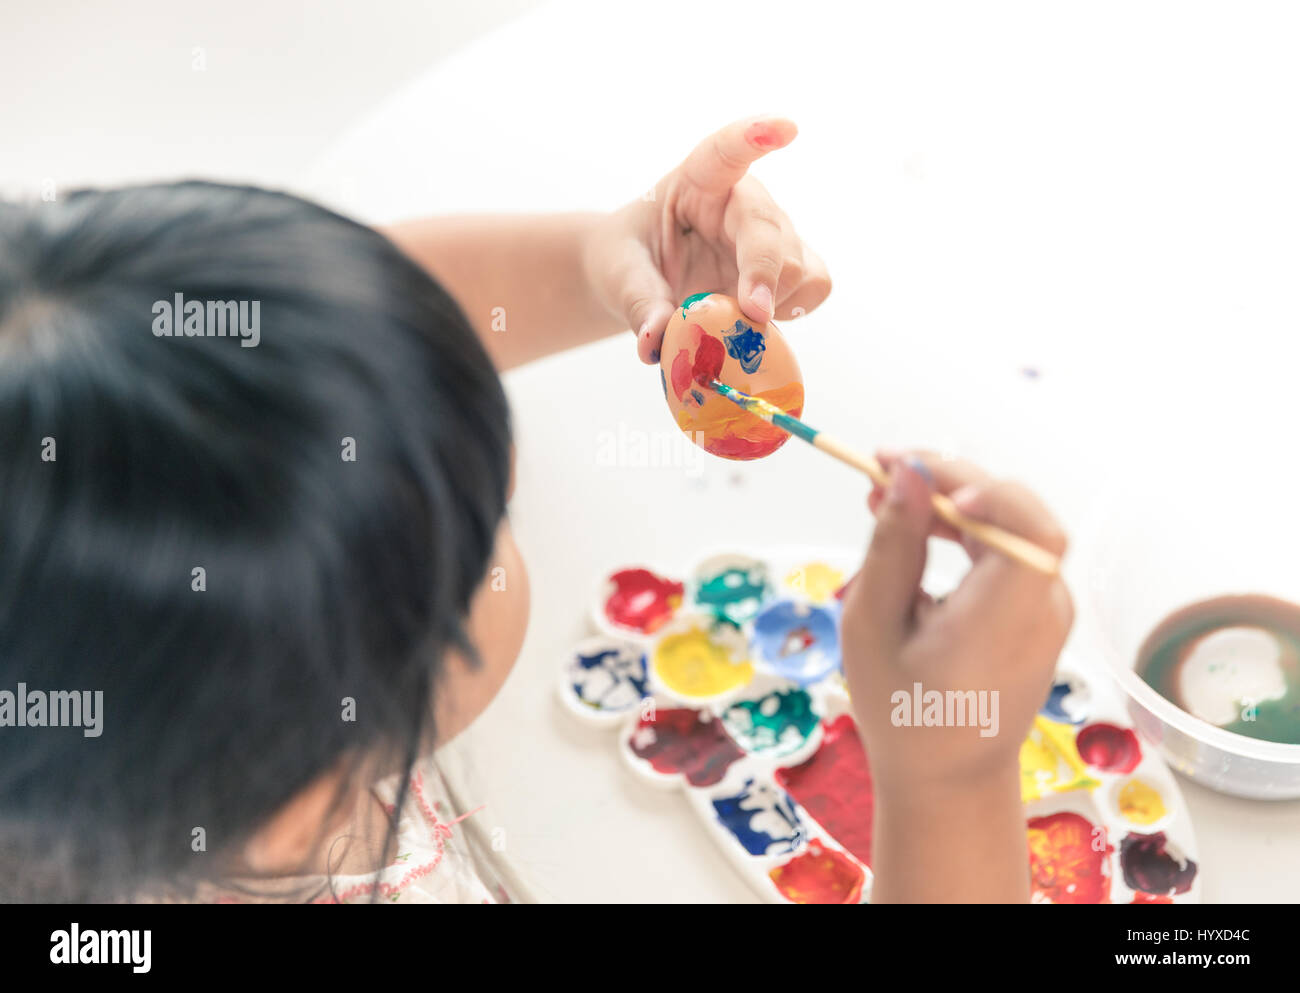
[902,455,934,487]
[887,460,924,507]
[745,122,781,149]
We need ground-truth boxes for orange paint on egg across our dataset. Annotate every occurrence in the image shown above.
[675,382,805,460]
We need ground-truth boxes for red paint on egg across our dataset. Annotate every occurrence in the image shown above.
[603,568,683,634]
[669,349,693,400]
[691,333,725,385]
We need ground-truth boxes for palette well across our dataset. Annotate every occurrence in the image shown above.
[561,548,1202,904]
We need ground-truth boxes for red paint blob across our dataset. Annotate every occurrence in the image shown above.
[669,348,693,401]
[1120,831,1198,897]
[1076,722,1142,773]
[769,838,865,904]
[691,333,725,385]
[1027,811,1113,904]
[628,709,743,787]
[603,568,683,634]
[706,433,782,460]
[775,714,874,867]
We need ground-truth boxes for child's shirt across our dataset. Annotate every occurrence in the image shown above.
[208,754,512,904]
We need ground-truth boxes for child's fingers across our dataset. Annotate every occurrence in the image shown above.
[877,449,994,494]
[936,480,1073,659]
[679,116,798,196]
[633,294,678,364]
[596,234,677,364]
[949,480,1069,565]
[869,450,993,543]
[846,457,935,651]
[724,180,802,325]
[775,247,833,320]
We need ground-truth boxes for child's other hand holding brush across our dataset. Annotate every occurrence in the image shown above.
[840,451,1074,903]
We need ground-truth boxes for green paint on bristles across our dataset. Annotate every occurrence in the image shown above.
[773,412,819,444]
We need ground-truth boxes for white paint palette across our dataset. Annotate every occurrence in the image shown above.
[559,547,1202,904]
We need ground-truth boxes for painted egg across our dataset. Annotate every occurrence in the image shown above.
[659,292,803,460]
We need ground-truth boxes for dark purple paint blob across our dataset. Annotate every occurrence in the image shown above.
[1120,831,1198,896]
[628,708,743,787]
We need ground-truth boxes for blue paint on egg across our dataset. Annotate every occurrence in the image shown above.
[723,320,766,374]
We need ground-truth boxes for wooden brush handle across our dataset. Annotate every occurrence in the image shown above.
[814,435,1061,576]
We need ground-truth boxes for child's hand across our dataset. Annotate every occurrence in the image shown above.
[840,452,1074,795]
[584,116,833,364]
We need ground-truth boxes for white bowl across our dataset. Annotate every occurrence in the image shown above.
[1077,444,1300,799]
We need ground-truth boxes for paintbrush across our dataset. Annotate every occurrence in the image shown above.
[706,379,1061,576]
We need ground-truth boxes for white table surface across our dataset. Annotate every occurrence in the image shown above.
[301,0,1300,902]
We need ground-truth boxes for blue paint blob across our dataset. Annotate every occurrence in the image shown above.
[570,642,649,713]
[723,320,766,374]
[659,367,668,399]
[1040,675,1090,724]
[690,388,705,406]
[712,778,806,856]
[752,600,840,685]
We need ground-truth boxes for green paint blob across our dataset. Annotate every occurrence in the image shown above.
[1136,597,1300,745]
[723,688,818,755]
[680,292,712,317]
[695,566,768,627]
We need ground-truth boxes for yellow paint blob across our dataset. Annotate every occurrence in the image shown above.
[1118,779,1167,825]
[653,626,753,698]
[784,562,845,603]
[1020,716,1101,802]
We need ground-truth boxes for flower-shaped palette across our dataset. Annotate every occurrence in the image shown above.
[559,548,1201,904]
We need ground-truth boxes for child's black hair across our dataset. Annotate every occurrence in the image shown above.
[0,181,512,901]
